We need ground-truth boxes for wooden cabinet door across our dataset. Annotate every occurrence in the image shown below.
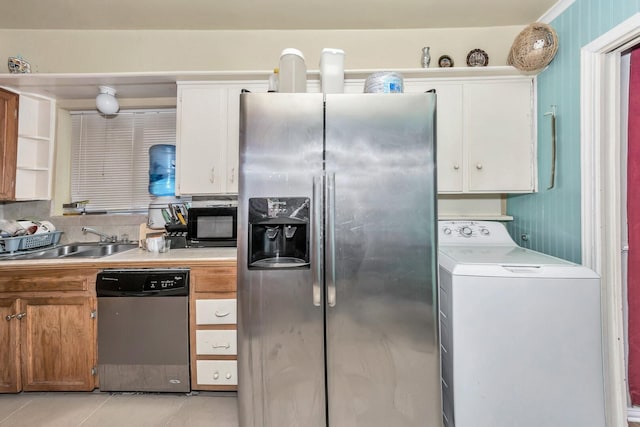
[0,298,21,393]
[20,296,96,391]
[0,88,18,200]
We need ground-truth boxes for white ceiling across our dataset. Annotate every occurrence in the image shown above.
[0,0,558,31]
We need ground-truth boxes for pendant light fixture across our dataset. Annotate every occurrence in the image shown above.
[96,86,119,114]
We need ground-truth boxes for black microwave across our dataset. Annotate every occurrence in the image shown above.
[187,206,237,247]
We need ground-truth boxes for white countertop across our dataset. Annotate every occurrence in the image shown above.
[0,246,237,268]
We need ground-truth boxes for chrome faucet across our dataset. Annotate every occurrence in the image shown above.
[81,226,117,243]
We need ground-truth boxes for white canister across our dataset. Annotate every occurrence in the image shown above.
[279,48,307,93]
[320,48,345,94]
[148,196,180,230]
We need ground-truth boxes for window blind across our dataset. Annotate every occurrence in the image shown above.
[71,110,176,212]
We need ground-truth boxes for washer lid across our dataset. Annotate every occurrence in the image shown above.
[439,245,573,267]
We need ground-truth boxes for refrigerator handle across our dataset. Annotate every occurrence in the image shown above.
[312,175,323,307]
[326,172,337,307]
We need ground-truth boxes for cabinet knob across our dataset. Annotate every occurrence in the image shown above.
[453,164,460,170]
[213,371,220,380]
[475,163,483,170]
[225,373,232,380]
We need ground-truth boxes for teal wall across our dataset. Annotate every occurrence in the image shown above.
[507,0,640,263]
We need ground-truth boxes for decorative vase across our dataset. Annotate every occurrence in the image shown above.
[421,47,431,68]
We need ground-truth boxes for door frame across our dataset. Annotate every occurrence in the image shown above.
[581,12,640,426]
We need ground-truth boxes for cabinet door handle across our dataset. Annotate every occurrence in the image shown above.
[211,343,231,349]
[475,163,483,170]
[15,312,26,320]
[210,167,215,183]
[5,314,15,321]
[214,310,230,317]
[230,167,235,184]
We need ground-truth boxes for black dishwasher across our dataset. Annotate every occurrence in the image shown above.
[96,268,190,393]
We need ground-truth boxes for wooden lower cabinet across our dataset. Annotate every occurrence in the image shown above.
[20,296,96,391]
[0,298,20,393]
[0,268,98,393]
[190,264,237,391]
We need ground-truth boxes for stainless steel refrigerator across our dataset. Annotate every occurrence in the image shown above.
[237,93,440,427]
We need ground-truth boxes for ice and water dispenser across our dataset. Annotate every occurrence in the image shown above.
[248,198,310,269]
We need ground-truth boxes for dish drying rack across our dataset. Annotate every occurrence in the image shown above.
[0,231,63,254]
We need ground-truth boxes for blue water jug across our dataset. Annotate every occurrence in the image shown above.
[148,144,176,196]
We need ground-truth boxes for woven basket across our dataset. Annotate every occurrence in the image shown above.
[508,22,559,72]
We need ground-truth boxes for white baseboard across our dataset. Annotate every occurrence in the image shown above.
[628,406,640,422]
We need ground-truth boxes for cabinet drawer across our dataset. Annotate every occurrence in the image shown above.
[195,299,236,325]
[191,266,236,293]
[196,330,237,355]
[196,360,237,386]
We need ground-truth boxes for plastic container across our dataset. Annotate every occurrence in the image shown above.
[148,144,176,196]
[279,48,307,93]
[0,231,63,254]
[320,48,345,94]
[364,71,404,93]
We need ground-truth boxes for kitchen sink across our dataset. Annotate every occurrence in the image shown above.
[1,242,138,260]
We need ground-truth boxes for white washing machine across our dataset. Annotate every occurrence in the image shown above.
[438,220,605,427]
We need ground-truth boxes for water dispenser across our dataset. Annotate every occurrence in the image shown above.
[148,144,177,229]
[248,197,310,269]
[148,144,176,197]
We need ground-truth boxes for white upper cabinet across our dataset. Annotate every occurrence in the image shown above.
[16,93,56,200]
[406,76,535,193]
[176,83,227,195]
[464,79,534,193]
[178,74,534,196]
[176,81,267,195]
[225,82,268,193]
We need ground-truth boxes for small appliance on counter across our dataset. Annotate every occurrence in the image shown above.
[185,205,237,248]
[151,203,238,249]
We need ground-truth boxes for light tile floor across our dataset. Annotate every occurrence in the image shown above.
[0,392,238,427]
[2,393,639,427]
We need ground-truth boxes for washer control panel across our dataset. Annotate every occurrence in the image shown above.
[438,221,515,245]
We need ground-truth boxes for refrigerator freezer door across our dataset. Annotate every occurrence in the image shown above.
[238,93,326,427]
[324,93,441,426]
